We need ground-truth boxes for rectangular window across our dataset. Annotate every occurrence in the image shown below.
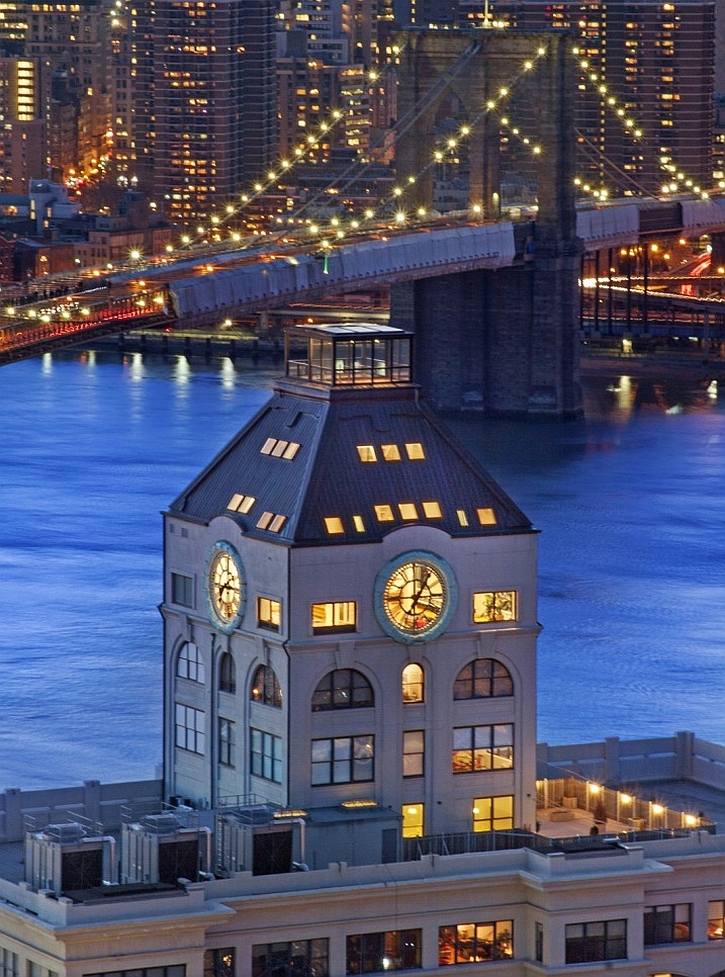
[311,601,357,633]
[403,730,424,777]
[565,920,627,964]
[171,571,193,607]
[258,596,281,631]
[311,734,374,785]
[472,591,517,623]
[535,922,543,963]
[644,904,691,944]
[251,728,282,783]
[219,717,234,767]
[472,795,514,832]
[401,803,424,838]
[175,703,205,754]
[452,725,514,773]
[0,951,19,977]
[405,443,425,460]
[709,900,725,940]
[253,940,329,977]
[438,921,513,965]
[204,948,235,977]
[347,930,421,974]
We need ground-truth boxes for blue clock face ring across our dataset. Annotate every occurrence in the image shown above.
[374,551,457,642]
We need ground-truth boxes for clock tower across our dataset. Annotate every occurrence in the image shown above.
[162,323,539,846]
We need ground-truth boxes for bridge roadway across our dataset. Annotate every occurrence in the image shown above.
[2,194,725,365]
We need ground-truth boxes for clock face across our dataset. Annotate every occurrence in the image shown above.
[206,543,245,632]
[375,551,457,642]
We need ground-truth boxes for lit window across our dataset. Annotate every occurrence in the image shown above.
[227,493,255,513]
[398,502,418,520]
[206,949,236,977]
[472,795,514,832]
[422,501,442,518]
[473,591,517,623]
[381,443,401,461]
[251,664,282,706]
[374,504,395,521]
[353,514,365,532]
[257,511,287,532]
[357,445,377,462]
[401,802,424,837]
[405,442,425,460]
[261,437,300,459]
[708,900,725,940]
[403,730,424,777]
[457,509,469,527]
[452,724,514,772]
[477,507,497,526]
[311,600,357,632]
[402,663,424,703]
[325,516,344,534]
[439,921,513,965]
[257,597,281,631]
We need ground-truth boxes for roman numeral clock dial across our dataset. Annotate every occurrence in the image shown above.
[205,542,246,633]
[374,551,457,642]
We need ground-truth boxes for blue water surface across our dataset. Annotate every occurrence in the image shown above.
[1,351,723,788]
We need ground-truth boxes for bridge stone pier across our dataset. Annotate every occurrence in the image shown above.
[392,29,583,418]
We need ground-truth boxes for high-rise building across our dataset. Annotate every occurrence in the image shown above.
[460,1,715,195]
[132,0,275,224]
[23,0,111,178]
[0,55,44,191]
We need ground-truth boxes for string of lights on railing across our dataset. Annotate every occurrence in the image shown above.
[572,47,710,201]
[303,44,551,253]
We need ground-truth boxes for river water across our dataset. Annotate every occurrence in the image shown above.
[1,350,724,789]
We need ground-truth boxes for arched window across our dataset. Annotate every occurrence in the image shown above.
[402,663,424,703]
[251,664,282,708]
[312,668,374,711]
[454,659,513,699]
[177,642,205,683]
[219,652,236,694]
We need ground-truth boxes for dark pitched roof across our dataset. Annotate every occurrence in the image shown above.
[169,382,533,545]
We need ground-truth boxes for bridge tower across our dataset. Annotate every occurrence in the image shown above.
[392,29,583,419]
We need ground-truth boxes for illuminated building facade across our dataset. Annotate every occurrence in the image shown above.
[0,325,724,975]
[462,0,715,195]
[133,0,275,225]
[23,0,111,179]
[162,323,538,834]
[0,56,43,191]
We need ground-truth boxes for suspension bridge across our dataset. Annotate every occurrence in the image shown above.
[1,28,722,417]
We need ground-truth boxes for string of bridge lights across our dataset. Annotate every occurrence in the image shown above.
[572,47,710,201]
[303,45,553,251]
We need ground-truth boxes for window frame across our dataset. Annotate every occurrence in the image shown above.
[565,919,627,964]
[403,730,424,778]
[171,571,193,607]
[311,734,374,785]
[644,903,691,945]
[175,703,205,755]
[311,600,358,634]
[177,641,205,683]
[347,929,421,975]
[218,717,234,767]
[454,659,513,700]
[252,939,329,977]
[472,590,517,623]
[452,724,514,773]
[251,664,282,708]
[250,728,282,783]
[438,920,513,965]
[312,668,374,711]
[708,899,725,940]
[257,596,281,631]
[402,663,425,703]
